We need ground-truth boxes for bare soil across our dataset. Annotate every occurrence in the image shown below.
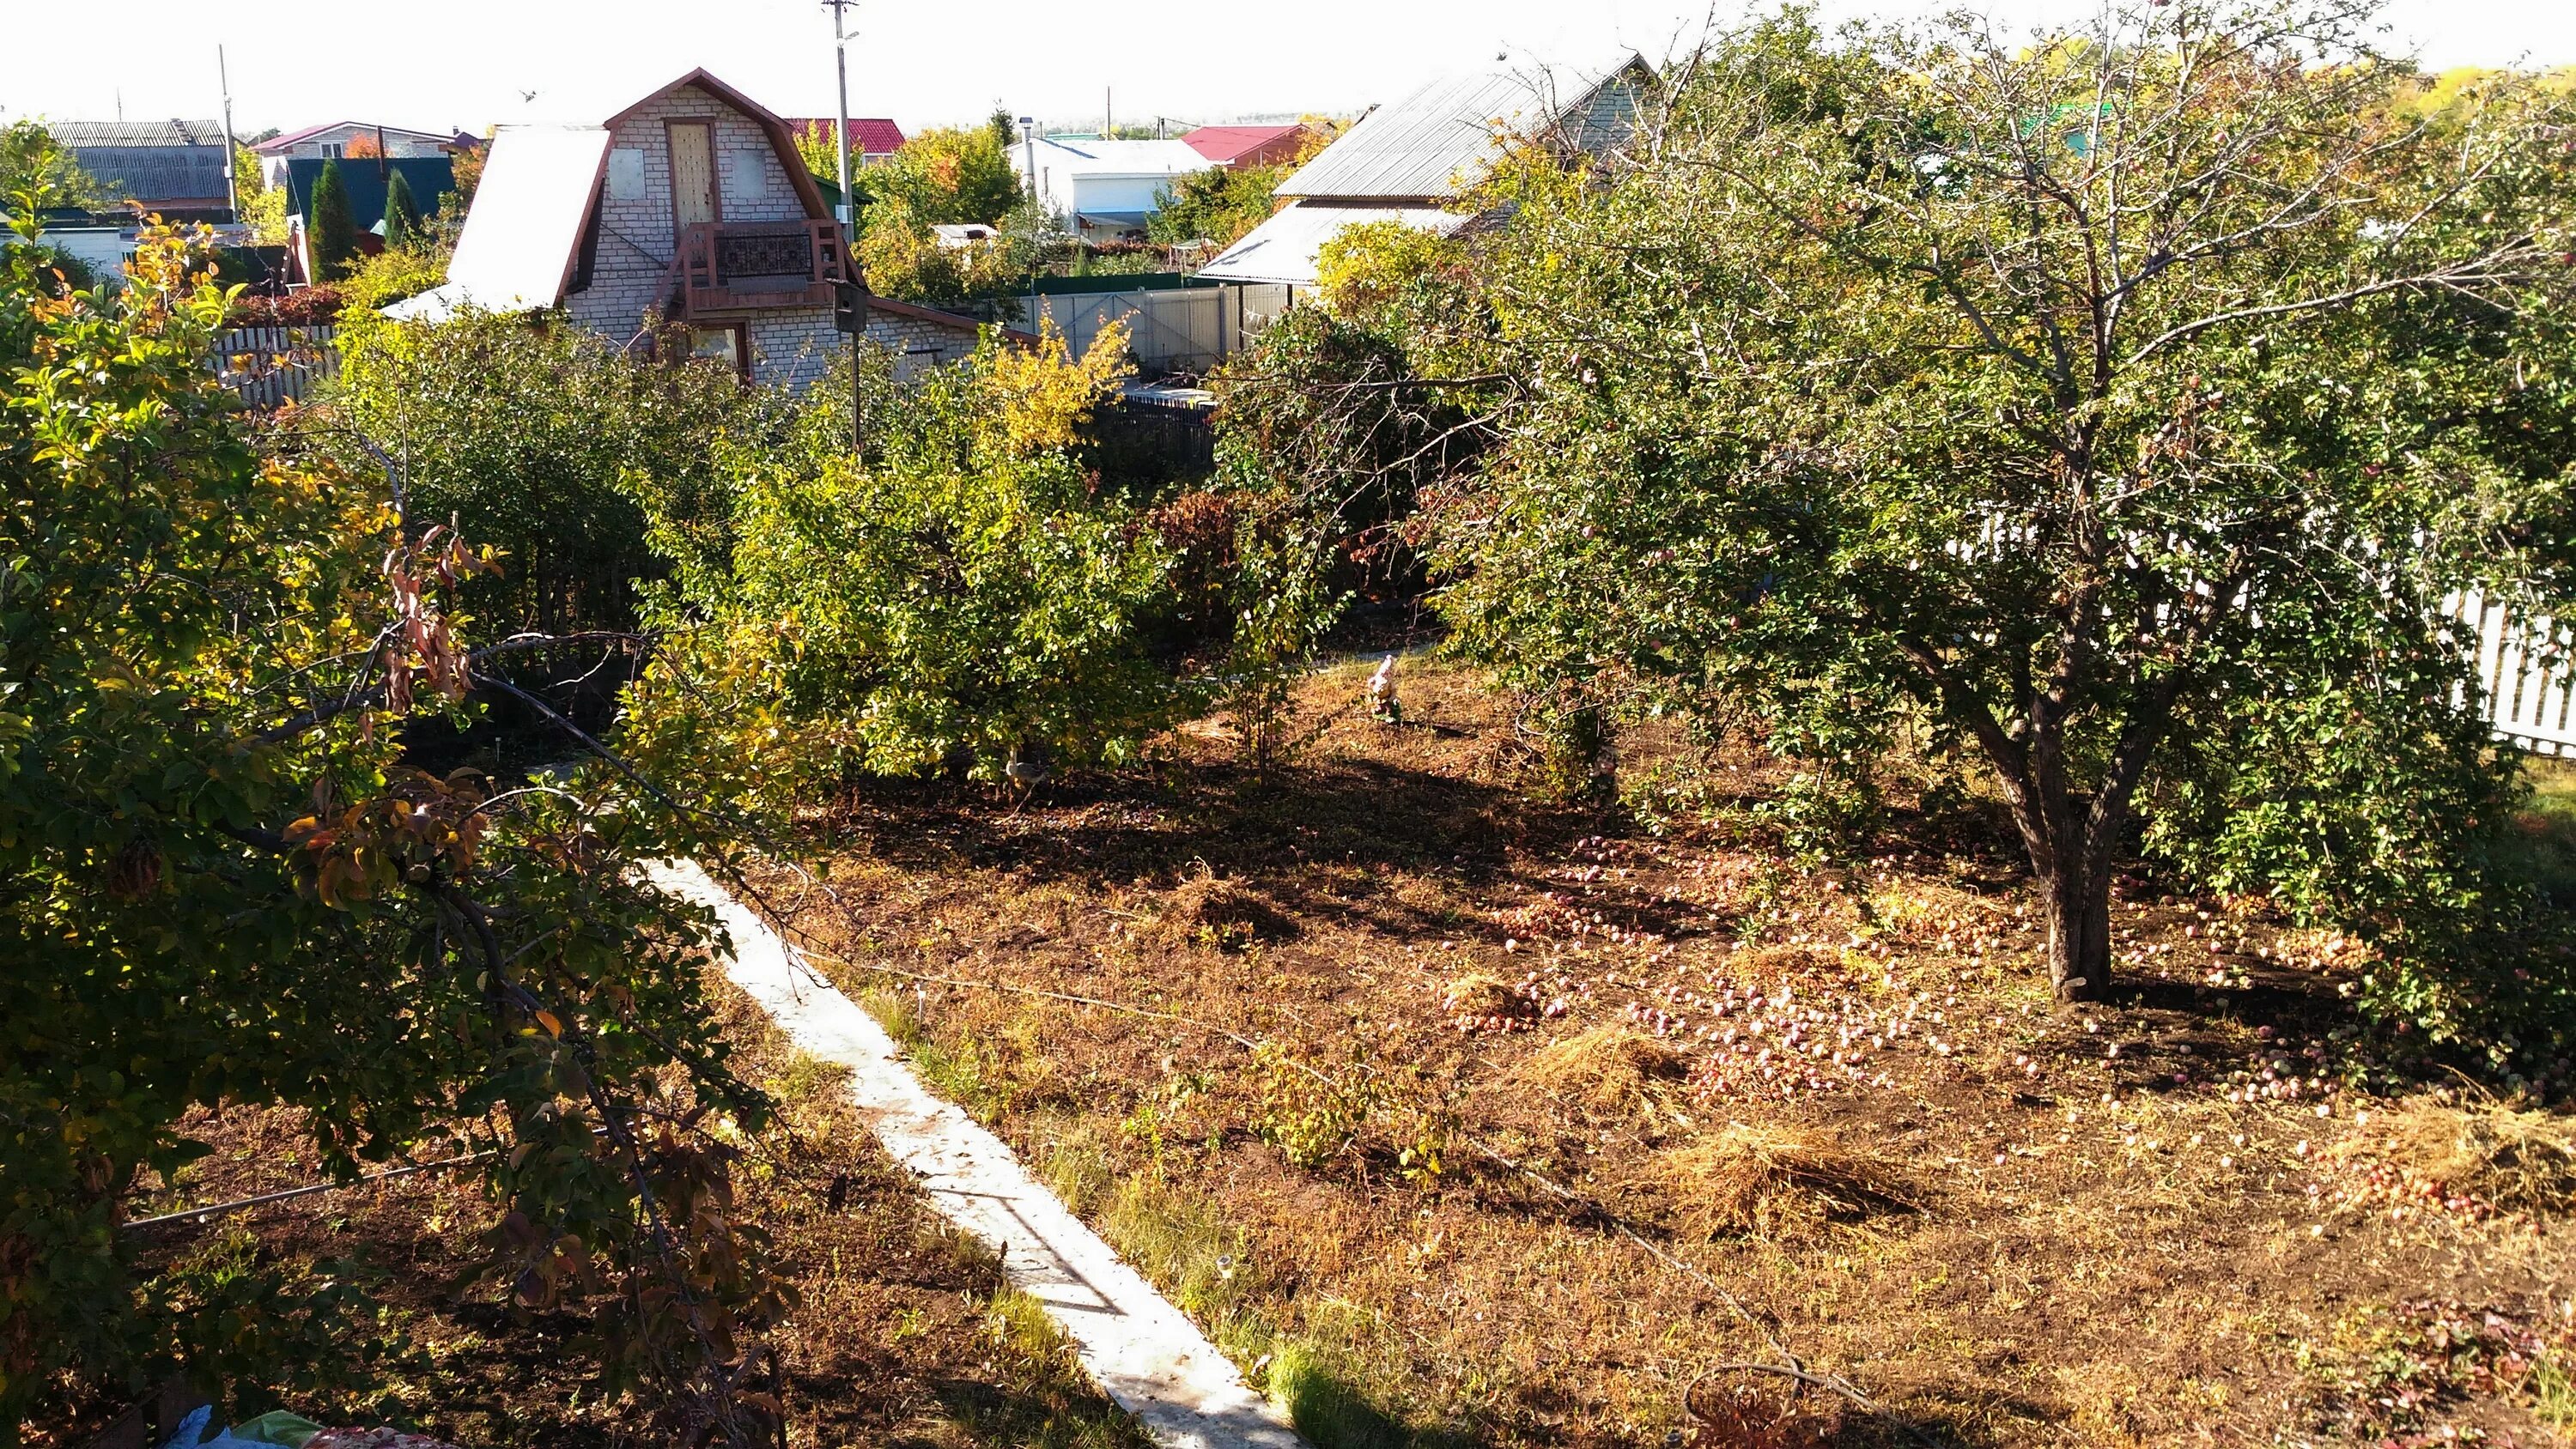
[747,661,2576,1449]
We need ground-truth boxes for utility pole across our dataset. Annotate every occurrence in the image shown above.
[823,0,862,452]
[824,0,855,238]
[217,46,239,223]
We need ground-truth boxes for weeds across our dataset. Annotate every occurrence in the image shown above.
[1267,1341,1413,1449]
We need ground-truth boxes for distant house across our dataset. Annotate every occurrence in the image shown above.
[1180,124,1316,170]
[932,222,999,248]
[1197,57,1653,290]
[47,119,230,215]
[1024,137,1206,241]
[389,68,996,386]
[791,118,906,166]
[253,123,461,189]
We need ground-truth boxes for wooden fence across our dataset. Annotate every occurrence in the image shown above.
[213,324,339,409]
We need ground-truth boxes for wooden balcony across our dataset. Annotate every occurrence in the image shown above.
[671,220,848,318]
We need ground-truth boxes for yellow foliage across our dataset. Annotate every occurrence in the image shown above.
[984,315,1133,456]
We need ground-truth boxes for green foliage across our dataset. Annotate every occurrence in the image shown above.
[854,197,1034,308]
[1,227,784,1434]
[0,118,105,211]
[1146,163,1284,248]
[380,170,422,251]
[862,117,1024,227]
[1204,303,1485,759]
[325,309,786,634]
[1417,0,2576,1016]
[625,324,1190,792]
[237,183,289,246]
[307,159,356,280]
[334,243,444,313]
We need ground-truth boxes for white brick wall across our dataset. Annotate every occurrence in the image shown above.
[562,83,841,390]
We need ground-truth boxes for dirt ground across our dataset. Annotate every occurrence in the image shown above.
[738,659,2576,1449]
[47,989,1149,1449]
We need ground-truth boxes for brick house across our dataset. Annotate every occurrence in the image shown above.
[394,69,997,387]
[253,122,462,189]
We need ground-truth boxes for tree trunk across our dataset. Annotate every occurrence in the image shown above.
[2038,850,2113,1003]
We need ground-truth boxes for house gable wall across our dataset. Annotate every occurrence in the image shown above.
[564,83,829,386]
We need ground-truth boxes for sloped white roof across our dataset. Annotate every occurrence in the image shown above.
[1194,201,1470,288]
[1280,54,1649,201]
[1030,137,1207,179]
[440,125,611,312]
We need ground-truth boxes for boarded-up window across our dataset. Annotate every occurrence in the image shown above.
[606,148,646,202]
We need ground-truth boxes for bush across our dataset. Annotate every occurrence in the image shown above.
[623,321,1196,793]
[3,225,781,1436]
[336,245,443,312]
[325,308,786,634]
[225,285,343,327]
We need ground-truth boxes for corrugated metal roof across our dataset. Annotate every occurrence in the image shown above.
[1279,56,1647,200]
[1194,200,1470,288]
[47,118,226,149]
[441,125,612,312]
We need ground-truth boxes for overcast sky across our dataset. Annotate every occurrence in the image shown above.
[2,0,2569,139]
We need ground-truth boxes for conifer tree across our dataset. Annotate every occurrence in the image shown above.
[380,167,421,251]
[308,158,356,280]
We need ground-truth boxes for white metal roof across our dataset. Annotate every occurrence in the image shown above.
[1279,55,1648,201]
[1194,201,1470,288]
[380,281,467,323]
[1028,137,1207,179]
[440,125,611,312]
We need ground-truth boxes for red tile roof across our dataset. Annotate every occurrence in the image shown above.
[1180,124,1312,167]
[792,118,907,155]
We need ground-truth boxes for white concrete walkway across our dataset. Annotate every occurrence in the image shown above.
[647,861,1306,1449]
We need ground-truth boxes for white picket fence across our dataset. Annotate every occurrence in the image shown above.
[2455,590,2576,755]
[213,324,339,409]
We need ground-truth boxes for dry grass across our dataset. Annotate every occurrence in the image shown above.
[765,661,2576,1446]
[1155,870,1296,948]
[1438,973,1533,1018]
[2341,1094,2576,1216]
[1511,1027,1688,1111]
[1683,1373,1841,1449]
[1648,1123,1917,1239]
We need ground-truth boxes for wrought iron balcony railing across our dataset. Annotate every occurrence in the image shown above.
[671,220,848,318]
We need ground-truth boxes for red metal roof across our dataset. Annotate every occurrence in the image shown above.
[792,118,907,155]
[1180,124,1311,167]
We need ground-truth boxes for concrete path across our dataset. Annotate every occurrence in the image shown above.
[647,861,1307,1449]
